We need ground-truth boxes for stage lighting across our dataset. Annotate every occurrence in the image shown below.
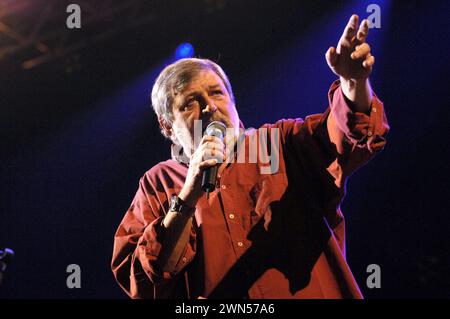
[175,43,194,59]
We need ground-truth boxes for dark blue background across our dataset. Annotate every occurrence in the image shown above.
[1,0,449,298]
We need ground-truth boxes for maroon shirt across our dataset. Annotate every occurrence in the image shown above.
[111,81,389,299]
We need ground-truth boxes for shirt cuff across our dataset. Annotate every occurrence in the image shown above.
[328,80,390,153]
[137,217,196,284]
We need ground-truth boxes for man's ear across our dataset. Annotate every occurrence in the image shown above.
[158,115,172,138]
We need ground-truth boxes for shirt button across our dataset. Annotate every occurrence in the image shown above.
[182,257,187,263]
[367,131,373,137]
[237,241,244,247]
[221,185,227,190]
[229,213,235,219]
[372,107,377,113]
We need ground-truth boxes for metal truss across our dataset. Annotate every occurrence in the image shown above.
[0,0,156,70]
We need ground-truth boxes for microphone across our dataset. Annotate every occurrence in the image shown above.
[201,121,227,198]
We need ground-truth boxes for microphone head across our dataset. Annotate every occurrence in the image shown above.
[204,121,227,140]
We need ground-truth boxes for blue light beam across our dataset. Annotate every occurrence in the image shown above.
[175,43,195,59]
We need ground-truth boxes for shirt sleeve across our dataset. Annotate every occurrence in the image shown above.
[266,80,389,225]
[276,80,389,186]
[326,80,390,181]
[111,175,197,299]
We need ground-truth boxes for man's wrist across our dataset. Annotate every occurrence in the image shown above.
[339,77,372,113]
[170,194,196,217]
[178,187,199,208]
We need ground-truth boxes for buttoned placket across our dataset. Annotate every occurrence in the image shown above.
[216,164,249,259]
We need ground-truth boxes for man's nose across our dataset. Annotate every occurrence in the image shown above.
[202,103,218,114]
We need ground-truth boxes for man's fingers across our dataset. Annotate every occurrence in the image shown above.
[351,43,371,59]
[342,14,359,41]
[201,141,225,161]
[362,55,375,68]
[201,140,224,152]
[325,46,338,67]
[201,135,221,144]
[357,19,369,43]
[200,136,224,150]
[198,159,219,170]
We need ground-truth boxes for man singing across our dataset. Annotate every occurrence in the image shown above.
[111,15,389,299]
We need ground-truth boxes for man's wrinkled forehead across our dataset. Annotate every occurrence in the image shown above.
[173,69,225,97]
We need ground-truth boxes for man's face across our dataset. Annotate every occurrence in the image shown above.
[169,69,240,157]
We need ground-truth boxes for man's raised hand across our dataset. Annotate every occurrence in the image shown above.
[326,14,375,81]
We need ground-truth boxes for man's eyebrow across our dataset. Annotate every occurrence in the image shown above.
[181,84,223,97]
[180,90,199,98]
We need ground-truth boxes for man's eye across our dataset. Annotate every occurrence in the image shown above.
[185,98,197,108]
[212,90,223,96]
